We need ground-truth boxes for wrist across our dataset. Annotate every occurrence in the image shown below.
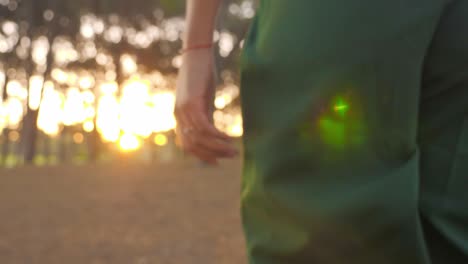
[181,43,214,54]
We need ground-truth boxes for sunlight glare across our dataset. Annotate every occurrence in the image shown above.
[119,133,141,152]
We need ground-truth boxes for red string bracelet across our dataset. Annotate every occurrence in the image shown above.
[180,43,214,54]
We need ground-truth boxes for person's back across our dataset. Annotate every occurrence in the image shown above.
[176,1,468,263]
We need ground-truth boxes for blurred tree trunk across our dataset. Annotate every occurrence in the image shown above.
[22,0,58,164]
[86,0,103,163]
[20,0,41,164]
[0,2,23,165]
[59,126,69,163]
[21,110,39,163]
[113,0,126,94]
[22,50,41,163]
[1,73,10,165]
[87,125,100,162]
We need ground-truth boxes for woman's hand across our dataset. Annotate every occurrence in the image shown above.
[175,48,238,165]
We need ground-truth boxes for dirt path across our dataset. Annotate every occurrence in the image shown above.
[0,160,246,264]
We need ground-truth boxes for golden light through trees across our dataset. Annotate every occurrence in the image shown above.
[0,0,253,160]
[0,73,243,151]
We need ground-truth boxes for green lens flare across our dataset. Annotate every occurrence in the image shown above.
[333,98,349,117]
[316,97,367,150]
[319,117,346,149]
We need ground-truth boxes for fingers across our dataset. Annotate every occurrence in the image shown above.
[187,130,238,156]
[174,102,238,165]
[189,105,233,141]
[179,128,238,165]
[187,147,218,165]
[184,133,237,165]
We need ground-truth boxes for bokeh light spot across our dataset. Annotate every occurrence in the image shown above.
[73,133,84,144]
[154,134,168,146]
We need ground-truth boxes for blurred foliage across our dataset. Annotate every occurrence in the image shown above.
[159,0,185,16]
[0,0,254,166]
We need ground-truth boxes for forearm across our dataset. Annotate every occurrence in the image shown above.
[184,0,221,48]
